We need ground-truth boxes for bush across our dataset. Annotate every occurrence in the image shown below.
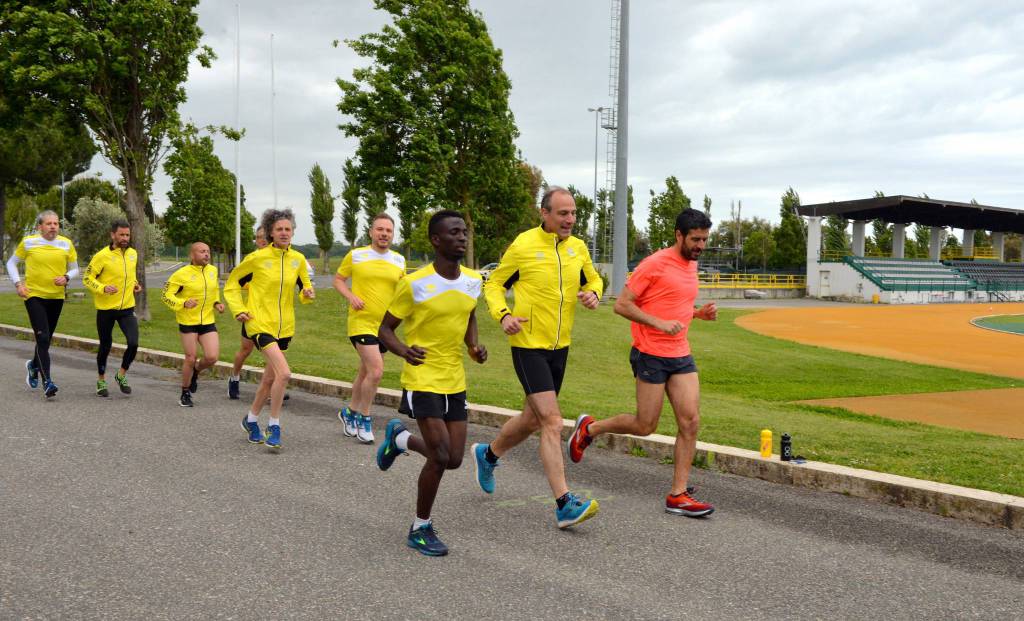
[66,197,165,265]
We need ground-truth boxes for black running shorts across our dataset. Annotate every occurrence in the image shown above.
[629,347,697,384]
[398,389,468,422]
[179,323,217,335]
[250,332,291,352]
[350,334,387,354]
[510,347,569,396]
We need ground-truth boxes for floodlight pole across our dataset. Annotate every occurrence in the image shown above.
[611,0,629,293]
[270,33,278,210]
[587,106,604,259]
[233,3,241,266]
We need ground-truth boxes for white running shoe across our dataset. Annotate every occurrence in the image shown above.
[356,413,375,444]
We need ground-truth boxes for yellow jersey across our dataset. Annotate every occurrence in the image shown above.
[484,226,603,349]
[83,245,139,310]
[161,263,222,326]
[387,264,482,394]
[13,234,77,300]
[223,245,313,339]
[336,245,406,336]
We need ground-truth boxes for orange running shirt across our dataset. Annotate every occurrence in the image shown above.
[625,247,699,358]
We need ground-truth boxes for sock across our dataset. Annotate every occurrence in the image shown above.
[230,374,240,381]
[269,417,280,427]
[556,493,571,510]
[485,445,499,464]
[413,516,431,530]
[246,412,258,423]
[395,430,411,451]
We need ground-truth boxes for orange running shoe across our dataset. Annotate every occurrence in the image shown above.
[665,488,714,517]
[566,414,595,463]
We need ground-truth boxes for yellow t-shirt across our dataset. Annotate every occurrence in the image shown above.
[14,234,77,300]
[336,246,406,337]
[387,264,481,394]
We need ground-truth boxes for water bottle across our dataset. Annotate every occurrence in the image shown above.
[759,429,772,459]
[781,433,792,462]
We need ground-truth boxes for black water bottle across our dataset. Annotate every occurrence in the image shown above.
[780,433,793,462]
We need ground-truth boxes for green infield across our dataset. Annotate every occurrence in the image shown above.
[2,290,1021,496]
[972,313,1024,336]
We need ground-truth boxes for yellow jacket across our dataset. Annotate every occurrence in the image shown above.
[484,225,603,349]
[83,245,139,310]
[161,263,222,325]
[223,245,313,339]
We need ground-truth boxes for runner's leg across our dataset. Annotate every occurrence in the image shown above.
[352,343,384,414]
[180,332,199,389]
[587,380,666,437]
[96,310,115,379]
[665,372,701,495]
[196,331,220,372]
[115,312,139,376]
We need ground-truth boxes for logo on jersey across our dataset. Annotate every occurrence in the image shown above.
[263,261,273,269]
[291,260,300,269]
[536,251,545,259]
[567,248,576,257]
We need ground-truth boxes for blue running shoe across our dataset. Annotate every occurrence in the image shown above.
[555,493,600,529]
[265,424,282,450]
[338,406,358,437]
[471,443,497,494]
[356,413,374,444]
[241,416,263,444]
[44,381,58,399]
[25,360,38,389]
[377,418,407,471]
[407,522,449,556]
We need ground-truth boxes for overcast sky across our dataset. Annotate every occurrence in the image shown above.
[88,0,1024,245]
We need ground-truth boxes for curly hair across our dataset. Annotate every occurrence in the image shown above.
[260,208,296,240]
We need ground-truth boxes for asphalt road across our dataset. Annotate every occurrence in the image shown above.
[1,336,1021,620]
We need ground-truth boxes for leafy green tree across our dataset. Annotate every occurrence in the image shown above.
[823,215,850,254]
[567,185,594,248]
[340,159,362,248]
[337,0,522,267]
[702,194,712,216]
[743,228,776,271]
[647,176,691,250]
[1,0,214,319]
[67,197,164,265]
[309,163,335,273]
[162,126,236,256]
[362,186,388,240]
[870,220,892,255]
[770,187,805,268]
[2,190,40,259]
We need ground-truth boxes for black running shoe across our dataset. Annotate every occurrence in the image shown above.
[228,378,240,400]
[179,391,194,407]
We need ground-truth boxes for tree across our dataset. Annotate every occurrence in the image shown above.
[770,187,806,268]
[647,176,691,250]
[2,190,40,259]
[743,228,776,272]
[2,1,214,319]
[362,186,387,240]
[823,215,850,255]
[870,220,892,256]
[67,197,164,266]
[703,194,712,216]
[337,0,523,267]
[567,185,594,248]
[162,126,236,256]
[340,158,362,248]
[309,163,335,273]
[0,97,95,261]
[62,175,121,222]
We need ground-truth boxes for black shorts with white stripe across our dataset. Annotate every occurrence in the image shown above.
[398,389,468,422]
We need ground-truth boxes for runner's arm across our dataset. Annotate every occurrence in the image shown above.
[5,253,21,284]
[82,255,106,294]
[483,244,520,322]
[160,272,187,311]
[579,244,604,299]
[613,284,683,335]
[377,311,425,365]
[223,253,257,318]
[64,262,80,280]
[464,309,487,363]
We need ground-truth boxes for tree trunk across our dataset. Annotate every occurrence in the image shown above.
[123,169,150,320]
[321,248,329,275]
[0,183,7,263]
[464,208,476,268]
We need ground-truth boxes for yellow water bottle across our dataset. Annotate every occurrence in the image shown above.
[760,429,772,459]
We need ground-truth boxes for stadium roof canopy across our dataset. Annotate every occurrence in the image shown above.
[797,196,1024,234]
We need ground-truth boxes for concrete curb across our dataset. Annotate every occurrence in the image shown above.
[3,323,1022,530]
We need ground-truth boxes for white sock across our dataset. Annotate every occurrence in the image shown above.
[413,516,431,530]
[246,412,258,423]
[395,430,411,451]
[269,417,280,427]
[230,374,240,381]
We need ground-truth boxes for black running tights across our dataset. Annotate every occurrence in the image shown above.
[96,308,139,376]
[25,297,64,382]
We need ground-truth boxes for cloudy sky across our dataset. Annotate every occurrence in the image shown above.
[89,0,1024,245]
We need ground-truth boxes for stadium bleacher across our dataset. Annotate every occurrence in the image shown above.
[947,260,1024,290]
[844,256,976,291]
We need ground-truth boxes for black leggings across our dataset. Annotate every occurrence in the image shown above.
[25,297,64,382]
[96,308,139,376]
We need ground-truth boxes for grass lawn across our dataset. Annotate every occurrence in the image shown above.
[2,290,1022,496]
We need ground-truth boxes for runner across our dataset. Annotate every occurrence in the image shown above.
[82,219,142,397]
[333,213,405,443]
[374,210,486,556]
[6,210,78,398]
[472,187,603,529]
[223,209,315,450]
[227,227,268,399]
[161,242,225,407]
[566,208,716,517]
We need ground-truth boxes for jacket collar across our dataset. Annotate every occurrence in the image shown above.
[535,224,567,244]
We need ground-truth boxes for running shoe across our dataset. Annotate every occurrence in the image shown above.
[356,414,374,444]
[567,414,595,463]
[338,406,358,437]
[44,380,58,399]
[25,360,39,389]
[376,418,406,471]
[228,378,240,400]
[189,369,199,394]
[471,443,497,494]
[665,489,714,517]
[407,522,449,557]
[114,373,131,394]
[265,424,282,450]
[180,391,194,407]
[96,380,109,397]
[555,493,599,529]
[241,416,263,444]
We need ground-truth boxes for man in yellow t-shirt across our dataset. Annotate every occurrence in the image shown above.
[375,210,486,557]
[6,210,78,398]
[333,213,405,443]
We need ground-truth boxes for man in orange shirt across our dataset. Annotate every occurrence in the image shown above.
[566,208,717,517]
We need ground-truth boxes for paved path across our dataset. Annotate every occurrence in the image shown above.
[1,337,1021,620]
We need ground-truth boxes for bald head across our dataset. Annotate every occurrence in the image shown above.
[190,242,211,266]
